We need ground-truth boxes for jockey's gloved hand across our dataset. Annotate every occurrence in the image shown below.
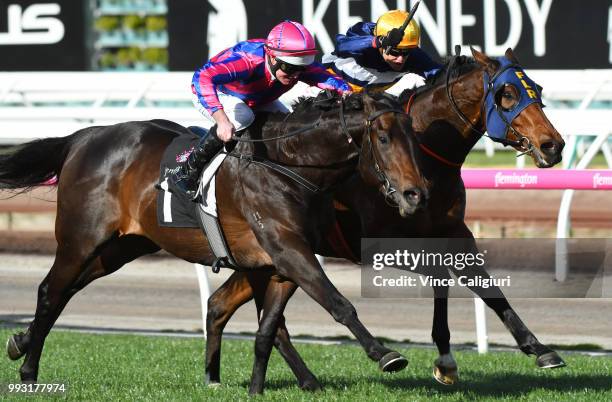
[377,28,404,49]
[318,89,336,100]
[313,89,338,109]
[314,89,337,102]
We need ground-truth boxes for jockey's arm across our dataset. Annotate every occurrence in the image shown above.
[193,53,254,141]
[334,22,378,58]
[300,63,352,95]
[405,47,443,79]
[211,110,235,142]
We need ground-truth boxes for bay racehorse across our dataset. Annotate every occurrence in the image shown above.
[199,47,567,388]
[1,91,427,394]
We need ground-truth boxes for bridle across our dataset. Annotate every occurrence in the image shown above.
[361,107,407,202]
[227,96,409,199]
[444,46,536,157]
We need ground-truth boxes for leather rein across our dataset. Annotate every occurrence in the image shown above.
[228,98,406,195]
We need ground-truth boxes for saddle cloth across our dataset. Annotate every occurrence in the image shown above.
[156,128,237,269]
[156,128,227,227]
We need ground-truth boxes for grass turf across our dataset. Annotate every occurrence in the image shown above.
[0,329,610,401]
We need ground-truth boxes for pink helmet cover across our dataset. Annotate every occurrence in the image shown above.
[265,20,317,65]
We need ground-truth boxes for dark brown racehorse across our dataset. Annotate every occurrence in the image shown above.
[200,48,567,389]
[1,92,427,394]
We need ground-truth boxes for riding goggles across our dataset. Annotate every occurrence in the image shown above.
[278,61,307,75]
[483,57,543,141]
[387,48,411,58]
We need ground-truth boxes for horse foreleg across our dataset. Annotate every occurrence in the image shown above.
[474,276,565,367]
[272,316,322,391]
[247,272,322,391]
[444,222,565,369]
[248,276,297,395]
[431,285,458,385]
[206,271,322,390]
[460,270,566,368]
[478,295,565,368]
[266,233,407,373]
[412,258,458,386]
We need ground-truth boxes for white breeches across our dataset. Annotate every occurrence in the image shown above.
[192,92,290,131]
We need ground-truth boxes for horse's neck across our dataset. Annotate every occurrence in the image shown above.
[255,111,361,187]
[410,70,485,166]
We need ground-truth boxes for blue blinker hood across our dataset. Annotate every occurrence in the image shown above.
[483,57,543,141]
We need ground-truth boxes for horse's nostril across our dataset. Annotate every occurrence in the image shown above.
[404,188,422,205]
[541,141,559,155]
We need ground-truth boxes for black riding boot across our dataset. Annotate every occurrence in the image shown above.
[169,126,224,201]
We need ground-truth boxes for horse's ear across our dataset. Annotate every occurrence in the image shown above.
[505,47,520,64]
[471,47,489,65]
[471,46,497,75]
[362,89,377,114]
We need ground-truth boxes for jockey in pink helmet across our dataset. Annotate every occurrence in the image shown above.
[265,20,317,78]
[170,20,351,200]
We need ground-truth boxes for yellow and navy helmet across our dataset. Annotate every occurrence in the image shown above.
[374,10,420,49]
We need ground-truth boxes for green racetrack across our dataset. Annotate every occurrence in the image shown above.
[0,329,610,401]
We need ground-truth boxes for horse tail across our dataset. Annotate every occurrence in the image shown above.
[0,133,79,192]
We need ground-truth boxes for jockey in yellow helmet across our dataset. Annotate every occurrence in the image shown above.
[323,9,442,93]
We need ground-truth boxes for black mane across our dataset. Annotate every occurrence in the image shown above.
[393,56,487,108]
[424,56,481,89]
[291,89,405,118]
[290,92,366,116]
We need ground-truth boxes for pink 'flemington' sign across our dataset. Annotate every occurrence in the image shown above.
[461,169,612,190]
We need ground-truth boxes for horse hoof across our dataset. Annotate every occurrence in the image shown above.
[300,379,323,392]
[433,364,459,385]
[536,351,566,369]
[379,351,408,373]
[206,381,221,388]
[6,335,24,361]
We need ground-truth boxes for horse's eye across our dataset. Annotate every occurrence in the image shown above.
[378,135,389,144]
[496,84,519,111]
